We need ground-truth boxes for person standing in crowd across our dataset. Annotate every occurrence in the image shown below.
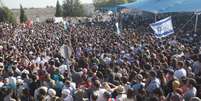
[174,61,187,79]
[146,70,161,94]
[184,78,197,101]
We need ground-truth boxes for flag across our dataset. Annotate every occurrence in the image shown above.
[60,45,72,60]
[26,20,33,28]
[59,44,73,78]
[150,16,174,38]
[63,21,67,31]
[115,22,121,35]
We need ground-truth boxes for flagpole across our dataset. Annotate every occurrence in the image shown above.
[154,13,157,22]
[194,11,201,33]
[154,11,158,22]
[194,12,200,33]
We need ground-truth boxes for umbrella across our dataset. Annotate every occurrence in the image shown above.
[118,0,201,13]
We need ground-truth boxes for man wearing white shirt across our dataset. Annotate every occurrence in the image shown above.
[174,61,187,80]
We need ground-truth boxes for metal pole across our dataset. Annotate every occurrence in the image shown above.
[154,13,157,22]
[194,13,199,33]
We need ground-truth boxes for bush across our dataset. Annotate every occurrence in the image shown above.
[0,7,16,23]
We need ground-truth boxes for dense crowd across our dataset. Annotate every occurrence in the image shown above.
[0,14,201,101]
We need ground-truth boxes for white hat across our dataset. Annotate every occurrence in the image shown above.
[115,85,126,94]
[62,89,70,95]
[29,51,33,55]
[17,78,24,84]
[39,86,48,93]
[48,89,56,97]
[22,69,29,74]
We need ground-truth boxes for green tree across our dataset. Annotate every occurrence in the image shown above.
[55,0,62,17]
[20,4,27,23]
[0,7,16,23]
[62,0,84,17]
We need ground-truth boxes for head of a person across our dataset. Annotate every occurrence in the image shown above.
[149,70,157,79]
[187,78,197,88]
[61,89,70,97]
[38,87,48,96]
[176,61,184,69]
[64,79,71,87]
[172,80,181,91]
[166,69,174,81]
[103,91,111,100]
[115,85,125,94]
[135,74,143,82]
[48,88,56,97]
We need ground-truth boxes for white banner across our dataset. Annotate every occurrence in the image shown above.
[54,17,64,23]
[60,45,72,60]
[150,16,174,38]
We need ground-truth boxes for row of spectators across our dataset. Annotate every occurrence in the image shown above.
[0,13,201,101]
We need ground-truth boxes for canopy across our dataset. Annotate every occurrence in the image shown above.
[118,0,201,13]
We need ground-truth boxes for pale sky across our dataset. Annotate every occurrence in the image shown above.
[2,0,93,9]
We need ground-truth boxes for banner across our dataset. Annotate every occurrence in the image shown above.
[150,16,174,38]
[115,22,121,35]
[54,17,64,23]
[60,45,72,60]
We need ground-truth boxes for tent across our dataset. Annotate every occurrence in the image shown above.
[118,0,201,13]
[118,0,201,32]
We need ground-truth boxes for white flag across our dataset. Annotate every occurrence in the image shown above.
[60,45,72,60]
[150,16,174,38]
[63,21,67,31]
[115,22,121,35]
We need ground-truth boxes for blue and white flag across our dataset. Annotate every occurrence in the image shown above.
[150,16,174,38]
[115,22,121,35]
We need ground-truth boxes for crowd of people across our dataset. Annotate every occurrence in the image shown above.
[0,13,201,101]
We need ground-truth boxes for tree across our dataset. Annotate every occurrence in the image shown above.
[62,0,84,17]
[20,4,27,23]
[0,7,16,23]
[55,0,62,17]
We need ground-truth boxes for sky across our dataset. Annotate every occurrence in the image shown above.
[2,0,93,9]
